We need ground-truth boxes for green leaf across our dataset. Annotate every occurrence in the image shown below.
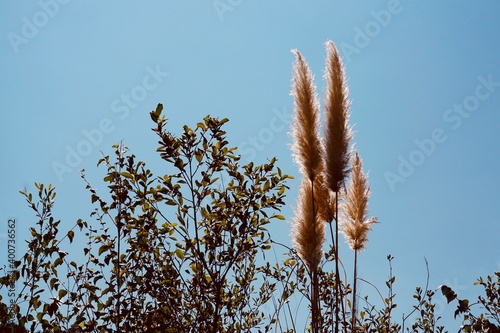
[49,278,58,290]
[151,103,163,122]
[195,151,203,163]
[54,257,63,266]
[174,158,185,170]
[67,230,74,243]
[190,261,198,272]
[156,103,163,115]
[165,199,177,206]
[76,219,85,229]
[440,285,457,303]
[197,122,207,131]
[58,289,67,299]
[264,180,270,191]
[454,299,470,318]
[98,245,109,256]
[103,174,114,182]
[278,186,285,195]
[121,172,133,179]
[175,249,185,260]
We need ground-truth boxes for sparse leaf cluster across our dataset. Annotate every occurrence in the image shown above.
[0,104,292,333]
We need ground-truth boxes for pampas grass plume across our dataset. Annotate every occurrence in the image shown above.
[341,150,378,251]
[323,41,353,193]
[291,49,323,182]
[292,179,325,272]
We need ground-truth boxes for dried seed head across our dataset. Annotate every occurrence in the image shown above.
[292,179,325,271]
[291,49,323,182]
[341,151,378,251]
[323,41,353,193]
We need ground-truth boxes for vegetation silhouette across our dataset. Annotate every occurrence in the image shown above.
[1,42,499,333]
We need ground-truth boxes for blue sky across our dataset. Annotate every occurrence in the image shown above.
[1,1,500,330]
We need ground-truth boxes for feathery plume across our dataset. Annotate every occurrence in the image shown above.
[290,49,322,182]
[323,40,352,193]
[322,41,353,333]
[290,49,325,332]
[341,150,377,331]
[292,179,325,272]
[341,150,378,251]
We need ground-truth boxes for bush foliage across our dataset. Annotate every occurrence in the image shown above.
[0,105,498,333]
[2,76,500,333]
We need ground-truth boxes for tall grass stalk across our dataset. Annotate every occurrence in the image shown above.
[290,49,324,333]
[341,150,378,332]
[323,40,353,333]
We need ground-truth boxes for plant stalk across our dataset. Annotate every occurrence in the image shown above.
[352,250,358,333]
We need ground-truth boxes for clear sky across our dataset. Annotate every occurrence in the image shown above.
[1,1,500,331]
